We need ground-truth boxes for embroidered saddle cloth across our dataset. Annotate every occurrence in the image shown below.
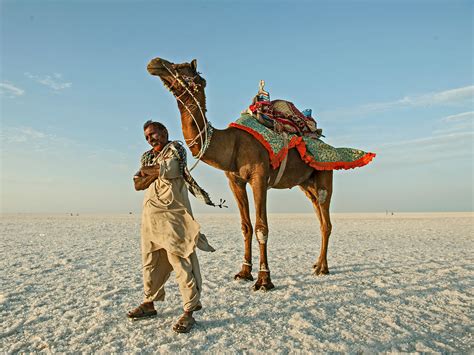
[245,99,323,138]
[229,114,376,170]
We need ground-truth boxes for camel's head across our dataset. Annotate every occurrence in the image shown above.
[147,57,206,97]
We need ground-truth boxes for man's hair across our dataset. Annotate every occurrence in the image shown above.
[143,120,168,137]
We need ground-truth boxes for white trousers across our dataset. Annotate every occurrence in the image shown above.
[142,248,202,312]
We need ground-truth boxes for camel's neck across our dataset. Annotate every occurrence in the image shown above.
[176,92,207,156]
[176,91,234,171]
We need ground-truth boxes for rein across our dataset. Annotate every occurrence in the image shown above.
[159,62,211,172]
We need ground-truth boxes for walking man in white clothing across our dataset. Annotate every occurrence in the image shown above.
[128,120,215,333]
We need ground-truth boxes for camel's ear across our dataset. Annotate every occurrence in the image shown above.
[191,59,198,72]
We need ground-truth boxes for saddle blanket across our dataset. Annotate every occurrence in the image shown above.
[247,99,321,137]
[229,114,376,170]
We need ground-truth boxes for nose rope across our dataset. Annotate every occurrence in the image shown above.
[160,62,210,172]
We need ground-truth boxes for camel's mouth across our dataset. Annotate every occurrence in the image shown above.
[147,57,172,76]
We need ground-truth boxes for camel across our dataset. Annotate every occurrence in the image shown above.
[146,57,341,291]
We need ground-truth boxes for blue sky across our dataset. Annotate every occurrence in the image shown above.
[1,0,472,214]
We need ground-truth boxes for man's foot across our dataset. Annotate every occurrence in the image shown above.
[127,303,157,320]
[172,312,196,333]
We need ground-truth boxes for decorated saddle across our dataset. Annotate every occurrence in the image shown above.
[231,82,376,171]
[242,80,323,139]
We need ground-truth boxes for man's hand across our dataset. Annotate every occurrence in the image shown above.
[133,169,158,191]
[140,165,160,176]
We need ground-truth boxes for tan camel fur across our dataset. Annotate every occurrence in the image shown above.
[147,58,333,291]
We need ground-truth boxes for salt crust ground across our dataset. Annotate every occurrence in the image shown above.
[1,212,472,353]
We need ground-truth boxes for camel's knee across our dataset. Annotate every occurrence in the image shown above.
[254,224,268,235]
[241,223,253,238]
[255,224,268,244]
[321,222,332,236]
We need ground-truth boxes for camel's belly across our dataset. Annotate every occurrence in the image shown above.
[268,149,313,189]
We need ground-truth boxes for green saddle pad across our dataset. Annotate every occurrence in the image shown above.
[229,114,375,170]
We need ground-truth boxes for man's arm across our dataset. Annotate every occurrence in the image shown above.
[140,165,160,176]
[133,154,181,191]
[133,169,159,191]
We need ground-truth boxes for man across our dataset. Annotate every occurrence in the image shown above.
[128,120,215,333]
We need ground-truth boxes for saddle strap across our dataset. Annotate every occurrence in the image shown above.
[268,133,288,189]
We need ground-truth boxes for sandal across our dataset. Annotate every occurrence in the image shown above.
[127,304,157,319]
[172,314,196,333]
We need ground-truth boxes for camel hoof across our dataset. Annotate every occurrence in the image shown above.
[313,264,329,276]
[252,281,275,292]
[234,272,254,281]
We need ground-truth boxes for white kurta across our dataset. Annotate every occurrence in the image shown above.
[140,143,213,258]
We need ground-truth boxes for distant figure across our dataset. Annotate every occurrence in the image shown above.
[127,120,215,333]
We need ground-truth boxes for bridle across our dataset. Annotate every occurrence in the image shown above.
[158,62,213,172]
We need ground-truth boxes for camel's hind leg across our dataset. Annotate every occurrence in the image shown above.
[299,170,333,275]
[226,172,254,281]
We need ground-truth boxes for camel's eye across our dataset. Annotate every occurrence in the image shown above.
[182,75,193,83]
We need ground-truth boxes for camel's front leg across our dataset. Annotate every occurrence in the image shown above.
[226,173,254,281]
[250,176,274,291]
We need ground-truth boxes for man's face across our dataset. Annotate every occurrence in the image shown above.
[144,125,168,152]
